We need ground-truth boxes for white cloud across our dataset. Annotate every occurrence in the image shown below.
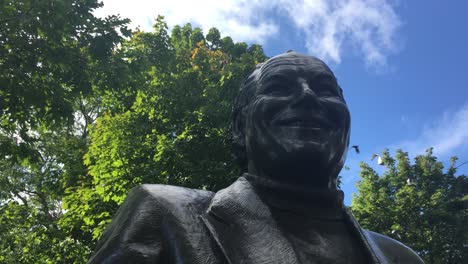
[394,102,468,157]
[95,0,278,44]
[96,0,401,67]
[280,0,401,66]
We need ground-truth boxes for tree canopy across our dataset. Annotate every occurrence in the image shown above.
[352,148,467,263]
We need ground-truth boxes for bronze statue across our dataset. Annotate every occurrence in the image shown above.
[89,52,424,263]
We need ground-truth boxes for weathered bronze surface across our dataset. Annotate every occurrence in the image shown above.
[89,52,424,264]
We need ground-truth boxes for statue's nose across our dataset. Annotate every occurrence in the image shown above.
[291,79,319,109]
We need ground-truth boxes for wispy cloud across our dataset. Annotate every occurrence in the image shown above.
[393,102,468,157]
[96,0,401,67]
[279,0,401,67]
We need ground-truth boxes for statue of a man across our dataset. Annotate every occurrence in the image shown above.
[89,52,424,264]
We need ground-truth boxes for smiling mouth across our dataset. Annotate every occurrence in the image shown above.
[283,121,320,128]
[275,117,333,129]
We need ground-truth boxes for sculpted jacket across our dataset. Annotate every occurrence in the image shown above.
[88,177,424,264]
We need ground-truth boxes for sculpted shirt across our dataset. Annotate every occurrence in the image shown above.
[244,174,370,263]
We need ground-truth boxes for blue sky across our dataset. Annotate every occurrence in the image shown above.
[97,0,468,205]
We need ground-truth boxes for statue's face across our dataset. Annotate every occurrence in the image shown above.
[244,55,350,185]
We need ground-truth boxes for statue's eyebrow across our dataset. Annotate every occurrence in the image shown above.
[258,68,297,85]
[260,73,293,85]
[308,71,337,82]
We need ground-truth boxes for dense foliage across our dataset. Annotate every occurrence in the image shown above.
[0,1,266,263]
[1,0,130,262]
[352,149,467,263]
[62,16,266,250]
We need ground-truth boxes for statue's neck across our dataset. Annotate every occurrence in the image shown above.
[246,159,340,190]
[243,173,344,214]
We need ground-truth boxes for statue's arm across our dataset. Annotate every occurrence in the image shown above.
[88,185,167,264]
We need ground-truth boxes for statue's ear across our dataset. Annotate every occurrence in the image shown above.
[231,107,246,149]
[231,105,248,170]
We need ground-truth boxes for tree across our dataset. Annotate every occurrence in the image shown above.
[60,16,267,258]
[206,27,221,49]
[0,0,130,136]
[352,148,467,263]
[0,0,129,263]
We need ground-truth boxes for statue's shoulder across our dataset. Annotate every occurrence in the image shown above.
[128,183,215,212]
[363,230,425,263]
[89,185,215,263]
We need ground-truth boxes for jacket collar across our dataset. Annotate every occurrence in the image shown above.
[202,177,299,264]
[201,176,381,264]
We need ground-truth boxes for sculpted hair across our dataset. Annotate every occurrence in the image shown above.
[231,63,263,171]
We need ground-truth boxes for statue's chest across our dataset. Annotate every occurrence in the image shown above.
[271,209,369,264]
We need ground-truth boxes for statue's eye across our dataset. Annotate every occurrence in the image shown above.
[262,82,292,97]
[313,78,339,98]
[316,87,335,97]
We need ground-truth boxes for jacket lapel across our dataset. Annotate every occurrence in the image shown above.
[201,177,299,264]
[343,208,382,264]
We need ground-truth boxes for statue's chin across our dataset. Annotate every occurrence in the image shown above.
[246,126,342,186]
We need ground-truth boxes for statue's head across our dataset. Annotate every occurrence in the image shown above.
[232,52,350,189]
